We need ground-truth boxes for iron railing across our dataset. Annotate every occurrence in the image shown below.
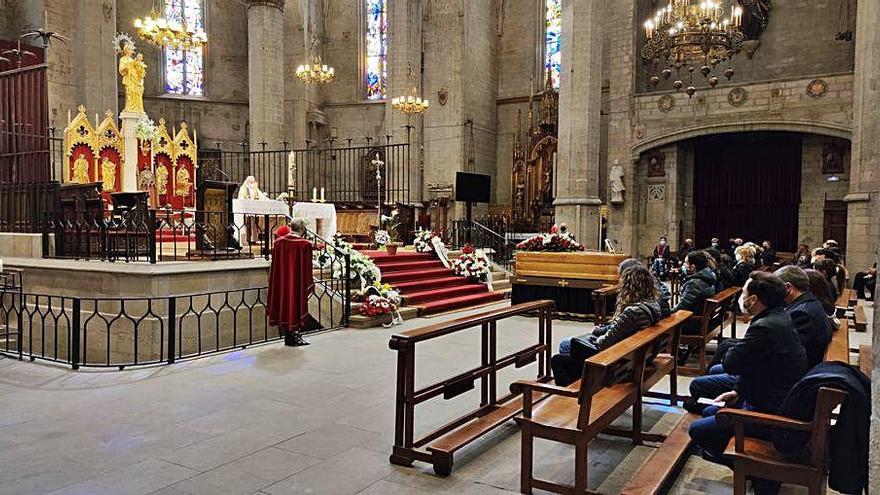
[450,219,518,273]
[0,181,60,232]
[198,138,413,205]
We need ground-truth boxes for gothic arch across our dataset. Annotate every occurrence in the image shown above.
[630,120,852,158]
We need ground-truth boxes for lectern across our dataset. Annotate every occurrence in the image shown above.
[195,180,238,251]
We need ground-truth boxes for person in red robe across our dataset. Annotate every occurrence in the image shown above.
[268,220,313,346]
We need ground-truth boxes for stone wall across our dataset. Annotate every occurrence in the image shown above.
[798,135,851,248]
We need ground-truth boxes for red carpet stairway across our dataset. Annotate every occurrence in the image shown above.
[366,251,504,316]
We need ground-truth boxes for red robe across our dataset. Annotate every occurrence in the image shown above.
[268,236,314,334]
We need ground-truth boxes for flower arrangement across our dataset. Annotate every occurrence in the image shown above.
[515,223,585,252]
[134,117,158,142]
[313,233,381,285]
[413,228,438,253]
[374,229,391,247]
[381,209,401,243]
[452,244,492,281]
[353,281,400,306]
[359,294,397,317]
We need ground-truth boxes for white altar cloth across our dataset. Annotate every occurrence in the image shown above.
[291,202,337,240]
[232,199,291,242]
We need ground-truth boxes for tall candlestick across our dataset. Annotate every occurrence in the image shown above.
[312,187,317,201]
[320,187,325,202]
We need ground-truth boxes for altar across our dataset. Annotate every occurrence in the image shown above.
[291,202,337,240]
[231,198,291,244]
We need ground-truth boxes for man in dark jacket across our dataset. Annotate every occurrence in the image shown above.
[651,236,672,278]
[677,238,695,265]
[688,272,807,493]
[673,251,717,335]
[775,266,832,368]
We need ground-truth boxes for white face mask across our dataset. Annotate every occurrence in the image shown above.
[735,254,743,262]
[739,293,755,314]
[660,240,666,245]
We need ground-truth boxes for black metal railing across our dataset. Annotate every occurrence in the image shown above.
[450,220,518,273]
[0,277,351,370]
[0,181,60,232]
[199,138,412,205]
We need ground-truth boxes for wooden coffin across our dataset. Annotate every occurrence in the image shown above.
[515,251,629,282]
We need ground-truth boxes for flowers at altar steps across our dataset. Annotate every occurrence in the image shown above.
[374,229,391,248]
[381,209,401,242]
[313,233,381,286]
[359,294,396,317]
[515,223,585,252]
[413,228,438,254]
[353,282,401,306]
[452,244,492,281]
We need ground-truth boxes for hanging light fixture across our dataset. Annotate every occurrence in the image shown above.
[392,63,429,116]
[133,2,207,50]
[642,0,745,97]
[295,36,335,85]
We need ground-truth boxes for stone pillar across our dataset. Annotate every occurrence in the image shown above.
[75,0,118,115]
[852,0,880,487]
[385,0,423,205]
[118,111,143,192]
[553,0,603,248]
[247,0,286,149]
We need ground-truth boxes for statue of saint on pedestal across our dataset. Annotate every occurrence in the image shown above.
[609,160,625,204]
[101,158,116,192]
[175,167,192,197]
[119,43,146,114]
[155,166,169,195]
[72,153,90,183]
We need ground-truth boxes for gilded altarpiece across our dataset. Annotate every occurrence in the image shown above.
[64,106,124,203]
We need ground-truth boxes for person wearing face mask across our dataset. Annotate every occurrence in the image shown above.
[774,266,832,369]
[726,245,756,287]
[651,236,671,279]
[673,251,717,337]
[688,273,807,485]
[760,240,777,267]
[677,238,695,265]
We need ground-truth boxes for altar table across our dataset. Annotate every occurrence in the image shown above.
[291,202,337,240]
[232,199,291,243]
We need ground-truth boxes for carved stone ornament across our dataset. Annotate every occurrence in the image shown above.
[728,87,749,107]
[658,94,675,113]
[438,87,448,106]
[648,185,665,202]
[806,79,828,99]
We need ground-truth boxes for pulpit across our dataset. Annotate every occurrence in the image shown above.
[195,180,238,252]
[55,182,104,258]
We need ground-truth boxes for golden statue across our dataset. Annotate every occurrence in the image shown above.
[156,166,169,195]
[101,158,116,192]
[175,166,191,197]
[119,43,146,114]
[72,153,90,183]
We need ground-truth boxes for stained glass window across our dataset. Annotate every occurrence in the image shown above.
[164,0,204,96]
[545,0,562,90]
[364,0,387,100]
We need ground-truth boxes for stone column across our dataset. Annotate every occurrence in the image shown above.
[247,0,286,149]
[75,0,118,115]
[852,0,880,487]
[385,0,423,205]
[553,0,603,248]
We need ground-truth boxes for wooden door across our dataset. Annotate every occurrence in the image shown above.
[823,200,847,254]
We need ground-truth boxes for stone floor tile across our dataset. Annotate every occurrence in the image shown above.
[275,425,381,460]
[261,447,392,495]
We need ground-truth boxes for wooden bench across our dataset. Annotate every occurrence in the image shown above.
[388,300,555,476]
[718,387,848,495]
[621,412,699,495]
[511,310,691,494]
[824,318,850,364]
[859,344,872,378]
[854,304,868,333]
[834,288,857,318]
[679,286,741,376]
[591,284,618,325]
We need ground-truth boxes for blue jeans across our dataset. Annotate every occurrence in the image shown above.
[652,258,667,276]
[559,337,572,354]
[689,364,738,401]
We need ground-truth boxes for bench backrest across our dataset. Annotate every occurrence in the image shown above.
[699,286,740,335]
[575,310,692,430]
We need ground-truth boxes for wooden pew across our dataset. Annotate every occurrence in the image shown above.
[679,286,741,376]
[621,413,699,495]
[388,300,555,476]
[824,318,850,364]
[591,284,618,324]
[835,288,856,318]
[511,310,691,495]
[854,304,868,333]
[718,387,848,495]
[859,344,872,378]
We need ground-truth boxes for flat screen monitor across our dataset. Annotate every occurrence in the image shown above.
[455,172,491,203]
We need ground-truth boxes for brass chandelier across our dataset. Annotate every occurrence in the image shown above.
[133,10,207,50]
[642,0,745,97]
[392,63,429,116]
[295,54,336,85]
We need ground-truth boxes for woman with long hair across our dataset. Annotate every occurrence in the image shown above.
[806,268,839,330]
[812,258,844,303]
[552,264,663,386]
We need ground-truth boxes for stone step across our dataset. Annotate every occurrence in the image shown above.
[349,306,420,329]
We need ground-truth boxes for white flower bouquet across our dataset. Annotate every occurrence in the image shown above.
[452,244,491,281]
[413,228,437,253]
[375,229,391,247]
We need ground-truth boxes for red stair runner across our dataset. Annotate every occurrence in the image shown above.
[367,250,504,316]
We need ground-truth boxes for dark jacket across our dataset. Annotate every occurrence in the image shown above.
[655,278,672,316]
[729,261,755,287]
[723,306,807,413]
[760,249,777,267]
[786,293,833,369]
[678,245,694,263]
[772,362,870,494]
[673,267,717,316]
[653,243,671,259]
[587,301,663,350]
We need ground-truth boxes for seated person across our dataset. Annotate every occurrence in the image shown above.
[806,268,840,331]
[651,236,671,278]
[823,239,842,260]
[775,266,833,369]
[552,264,662,386]
[811,247,840,265]
[853,262,876,301]
[812,258,843,303]
[727,245,757,287]
[618,257,672,316]
[794,243,812,269]
[688,272,807,492]
[760,240,777,267]
[677,238,695,265]
[673,251,717,335]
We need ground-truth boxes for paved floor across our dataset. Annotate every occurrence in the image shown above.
[1,300,861,494]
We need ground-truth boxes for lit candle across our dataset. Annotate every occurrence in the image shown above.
[312,187,317,201]
[320,187,325,202]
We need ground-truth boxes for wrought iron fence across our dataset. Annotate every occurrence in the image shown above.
[450,219,518,273]
[199,138,412,205]
[0,181,60,232]
[0,126,65,184]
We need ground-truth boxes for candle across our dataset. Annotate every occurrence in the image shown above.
[312,187,317,201]
[320,187,325,202]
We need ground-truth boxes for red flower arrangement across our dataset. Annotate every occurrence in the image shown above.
[359,294,396,316]
[515,224,585,252]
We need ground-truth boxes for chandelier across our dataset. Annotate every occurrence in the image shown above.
[133,12,207,50]
[392,63,429,116]
[295,54,336,85]
[642,0,745,97]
